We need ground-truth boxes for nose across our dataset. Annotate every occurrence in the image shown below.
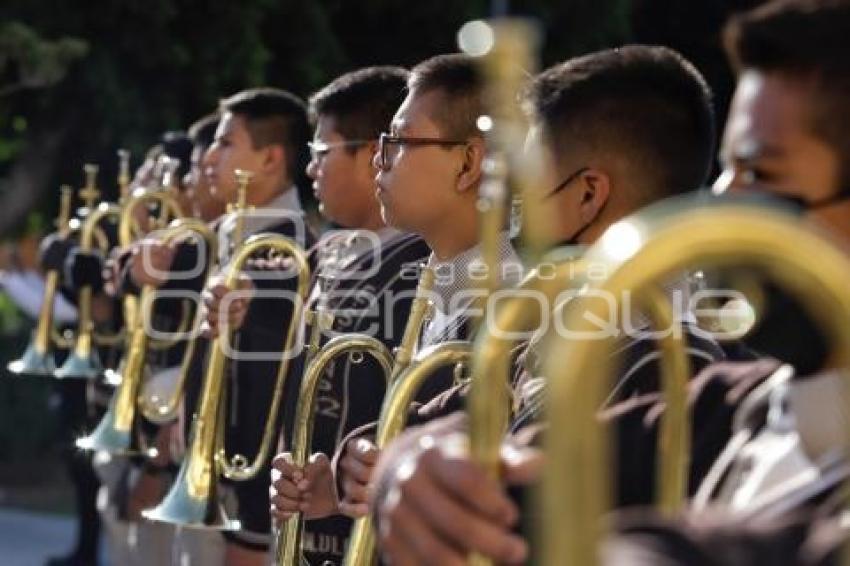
[203,145,219,169]
[371,148,382,171]
[306,155,319,180]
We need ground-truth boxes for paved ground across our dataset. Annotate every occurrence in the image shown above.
[0,508,76,566]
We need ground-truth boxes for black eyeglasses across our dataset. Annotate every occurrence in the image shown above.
[546,166,589,198]
[308,140,369,161]
[377,133,468,171]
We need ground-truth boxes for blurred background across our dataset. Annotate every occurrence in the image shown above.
[0,0,760,562]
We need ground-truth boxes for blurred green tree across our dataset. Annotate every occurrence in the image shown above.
[0,0,746,238]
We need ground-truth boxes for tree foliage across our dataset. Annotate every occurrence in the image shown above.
[0,0,744,236]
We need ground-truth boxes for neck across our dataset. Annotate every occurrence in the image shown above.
[361,208,387,233]
[424,214,480,261]
[429,197,481,260]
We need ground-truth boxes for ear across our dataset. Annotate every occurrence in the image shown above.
[262,144,287,177]
[456,139,485,194]
[576,168,611,224]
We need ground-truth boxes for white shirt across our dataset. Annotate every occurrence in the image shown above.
[420,232,522,348]
[0,269,78,324]
[217,187,304,266]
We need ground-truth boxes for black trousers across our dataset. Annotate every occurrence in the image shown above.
[55,379,101,561]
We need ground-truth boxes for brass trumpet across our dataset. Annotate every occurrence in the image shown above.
[56,162,184,379]
[540,199,850,565]
[7,185,75,376]
[53,163,126,379]
[143,228,311,528]
[275,267,436,566]
[9,162,121,376]
[117,173,185,333]
[344,19,544,565]
[342,340,473,566]
[76,217,215,454]
[102,159,196,387]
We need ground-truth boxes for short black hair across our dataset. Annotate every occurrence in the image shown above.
[309,66,409,146]
[724,0,850,188]
[220,87,310,182]
[408,54,485,140]
[188,112,220,151]
[527,45,716,202]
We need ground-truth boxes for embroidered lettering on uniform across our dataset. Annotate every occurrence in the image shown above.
[316,377,341,418]
[303,531,346,556]
[316,395,341,419]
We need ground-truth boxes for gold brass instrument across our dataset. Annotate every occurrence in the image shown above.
[342,338,474,566]
[12,163,122,374]
[53,199,123,379]
[116,184,185,345]
[6,186,75,376]
[144,221,311,528]
[540,200,850,565]
[336,270,568,565]
[76,163,101,217]
[56,158,185,380]
[343,19,542,565]
[467,253,584,496]
[460,18,552,566]
[76,218,215,454]
[50,166,119,352]
[101,158,190,387]
[139,170,251,422]
[276,267,436,566]
[53,163,127,379]
[138,229,218,427]
[461,14,543,476]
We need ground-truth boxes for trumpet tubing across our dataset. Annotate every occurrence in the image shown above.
[275,335,394,565]
[77,219,215,455]
[7,188,74,376]
[145,232,310,528]
[541,202,850,566]
[343,341,473,566]
[277,266,436,565]
[55,201,123,380]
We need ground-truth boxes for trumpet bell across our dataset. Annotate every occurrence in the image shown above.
[76,401,158,457]
[142,462,240,531]
[54,351,103,380]
[7,342,56,376]
[75,406,133,455]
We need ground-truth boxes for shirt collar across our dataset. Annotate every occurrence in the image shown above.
[219,186,303,263]
[426,231,523,316]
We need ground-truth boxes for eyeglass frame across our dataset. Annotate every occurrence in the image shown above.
[377,132,468,171]
[307,139,370,161]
